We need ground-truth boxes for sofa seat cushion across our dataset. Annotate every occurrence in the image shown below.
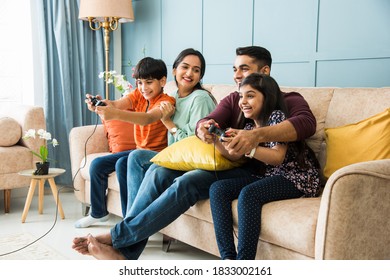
[0,146,32,173]
[0,116,22,147]
[79,152,120,192]
[185,196,321,258]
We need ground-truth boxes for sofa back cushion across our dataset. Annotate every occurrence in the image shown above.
[103,119,136,153]
[323,108,390,178]
[0,116,22,147]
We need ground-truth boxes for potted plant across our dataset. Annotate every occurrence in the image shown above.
[23,129,59,175]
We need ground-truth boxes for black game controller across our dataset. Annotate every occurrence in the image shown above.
[89,96,106,106]
[209,124,231,142]
[208,124,225,137]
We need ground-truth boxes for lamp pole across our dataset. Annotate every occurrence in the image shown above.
[87,17,119,100]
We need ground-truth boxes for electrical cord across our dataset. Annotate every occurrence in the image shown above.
[0,117,99,257]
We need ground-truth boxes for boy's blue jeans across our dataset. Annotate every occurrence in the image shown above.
[89,150,132,218]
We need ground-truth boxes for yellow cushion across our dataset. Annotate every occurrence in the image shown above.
[150,136,245,171]
[324,108,390,178]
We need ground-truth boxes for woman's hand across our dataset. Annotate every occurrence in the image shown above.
[160,101,175,121]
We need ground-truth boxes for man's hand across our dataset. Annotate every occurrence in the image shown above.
[225,128,259,155]
[196,119,216,144]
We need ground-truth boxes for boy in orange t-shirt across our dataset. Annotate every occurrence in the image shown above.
[75,57,175,228]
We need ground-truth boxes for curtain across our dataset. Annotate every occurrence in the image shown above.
[36,0,106,185]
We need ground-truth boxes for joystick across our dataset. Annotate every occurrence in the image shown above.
[208,124,230,142]
[208,124,225,137]
[89,96,106,106]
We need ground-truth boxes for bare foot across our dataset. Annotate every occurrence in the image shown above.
[72,236,90,255]
[72,233,112,255]
[87,234,126,260]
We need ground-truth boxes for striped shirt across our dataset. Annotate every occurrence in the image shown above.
[127,88,175,152]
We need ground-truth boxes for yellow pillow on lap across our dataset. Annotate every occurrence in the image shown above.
[150,136,244,171]
[324,108,390,178]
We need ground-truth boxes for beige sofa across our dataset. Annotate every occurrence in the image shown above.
[69,82,390,259]
[0,103,45,213]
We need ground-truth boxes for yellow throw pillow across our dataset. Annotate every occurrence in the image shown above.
[324,108,390,178]
[150,136,245,171]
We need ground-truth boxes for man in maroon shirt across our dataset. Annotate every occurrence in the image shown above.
[72,46,316,260]
[196,46,316,155]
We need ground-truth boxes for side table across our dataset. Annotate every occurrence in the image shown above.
[18,168,66,223]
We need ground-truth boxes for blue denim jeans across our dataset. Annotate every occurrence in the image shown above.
[89,150,132,218]
[117,149,158,217]
[110,165,252,259]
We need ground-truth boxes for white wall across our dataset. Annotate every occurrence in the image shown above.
[0,0,39,105]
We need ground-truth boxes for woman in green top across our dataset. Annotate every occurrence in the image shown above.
[119,48,216,218]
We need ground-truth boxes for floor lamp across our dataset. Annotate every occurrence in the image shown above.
[79,0,134,100]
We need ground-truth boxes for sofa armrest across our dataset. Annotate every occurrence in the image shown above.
[69,124,108,201]
[315,159,390,259]
[0,104,46,161]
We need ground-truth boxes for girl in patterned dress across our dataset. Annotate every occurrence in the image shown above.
[209,73,320,260]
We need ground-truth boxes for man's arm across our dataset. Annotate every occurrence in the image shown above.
[226,91,316,155]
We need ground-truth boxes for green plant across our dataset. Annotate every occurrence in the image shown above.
[23,129,59,163]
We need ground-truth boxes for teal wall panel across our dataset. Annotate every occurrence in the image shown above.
[271,62,314,87]
[204,65,236,85]
[122,0,390,87]
[253,0,318,62]
[317,0,390,56]
[317,58,390,87]
[122,0,162,80]
[161,0,203,68]
[203,0,253,64]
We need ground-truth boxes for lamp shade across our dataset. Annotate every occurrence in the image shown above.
[79,0,134,23]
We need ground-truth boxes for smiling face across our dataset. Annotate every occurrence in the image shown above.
[239,84,265,125]
[173,55,202,95]
[233,55,270,86]
[136,77,166,100]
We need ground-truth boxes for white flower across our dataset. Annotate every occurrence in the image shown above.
[22,129,59,162]
[52,138,59,147]
[99,70,133,93]
[25,129,36,139]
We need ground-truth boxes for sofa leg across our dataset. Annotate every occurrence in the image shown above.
[4,189,11,213]
[162,234,175,252]
[81,204,90,216]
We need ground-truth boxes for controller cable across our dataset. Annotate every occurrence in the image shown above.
[0,116,99,257]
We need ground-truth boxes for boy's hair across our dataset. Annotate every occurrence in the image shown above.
[240,73,287,126]
[133,57,167,80]
[236,46,272,70]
